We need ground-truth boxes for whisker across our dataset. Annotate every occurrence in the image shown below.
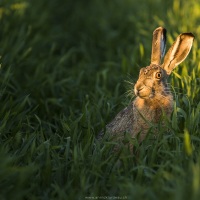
[124,80,135,86]
[124,89,135,99]
[164,84,186,95]
[154,92,170,100]
[166,83,183,90]
[124,91,134,97]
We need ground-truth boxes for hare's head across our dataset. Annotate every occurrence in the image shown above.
[134,27,194,100]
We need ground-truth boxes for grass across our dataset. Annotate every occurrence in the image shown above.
[0,0,200,199]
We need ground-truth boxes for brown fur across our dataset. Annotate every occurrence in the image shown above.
[98,65,173,142]
[98,27,194,146]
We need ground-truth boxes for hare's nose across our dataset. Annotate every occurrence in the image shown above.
[134,86,144,96]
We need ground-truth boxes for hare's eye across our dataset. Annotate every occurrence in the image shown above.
[144,69,148,74]
[155,72,162,79]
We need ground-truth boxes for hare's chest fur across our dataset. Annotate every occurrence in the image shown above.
[101,94,173,141]
[132,95,173,140]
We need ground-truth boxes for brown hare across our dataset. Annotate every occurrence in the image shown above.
[98,27,194,144]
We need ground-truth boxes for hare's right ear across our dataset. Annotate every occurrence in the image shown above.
[151,27,167,65]
[161,33,194,75]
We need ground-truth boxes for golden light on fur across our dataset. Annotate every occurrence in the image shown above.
[98,27,194,145]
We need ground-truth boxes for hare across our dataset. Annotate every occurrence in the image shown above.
[98,27,194,144]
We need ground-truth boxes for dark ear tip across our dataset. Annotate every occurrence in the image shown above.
[181,32,195,39]
[154,26,166,30]
[153,27,167,34]
[188,33,195,39]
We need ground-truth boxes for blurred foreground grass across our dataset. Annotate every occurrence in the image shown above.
[0,0,200,199]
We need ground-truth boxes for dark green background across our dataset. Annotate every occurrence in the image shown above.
[0,0,200,199]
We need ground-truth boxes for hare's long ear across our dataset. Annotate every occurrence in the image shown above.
[151,27,167,65]
[161,33,194,75]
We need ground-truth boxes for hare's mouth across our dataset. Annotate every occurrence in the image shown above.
[134,87,154,99]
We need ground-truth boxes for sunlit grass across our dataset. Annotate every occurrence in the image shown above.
[0,1,28,19]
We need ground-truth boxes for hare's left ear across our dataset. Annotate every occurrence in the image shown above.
[151,27,167,65]
[161,33,194,75]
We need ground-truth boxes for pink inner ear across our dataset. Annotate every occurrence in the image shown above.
[161,33,194,75]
